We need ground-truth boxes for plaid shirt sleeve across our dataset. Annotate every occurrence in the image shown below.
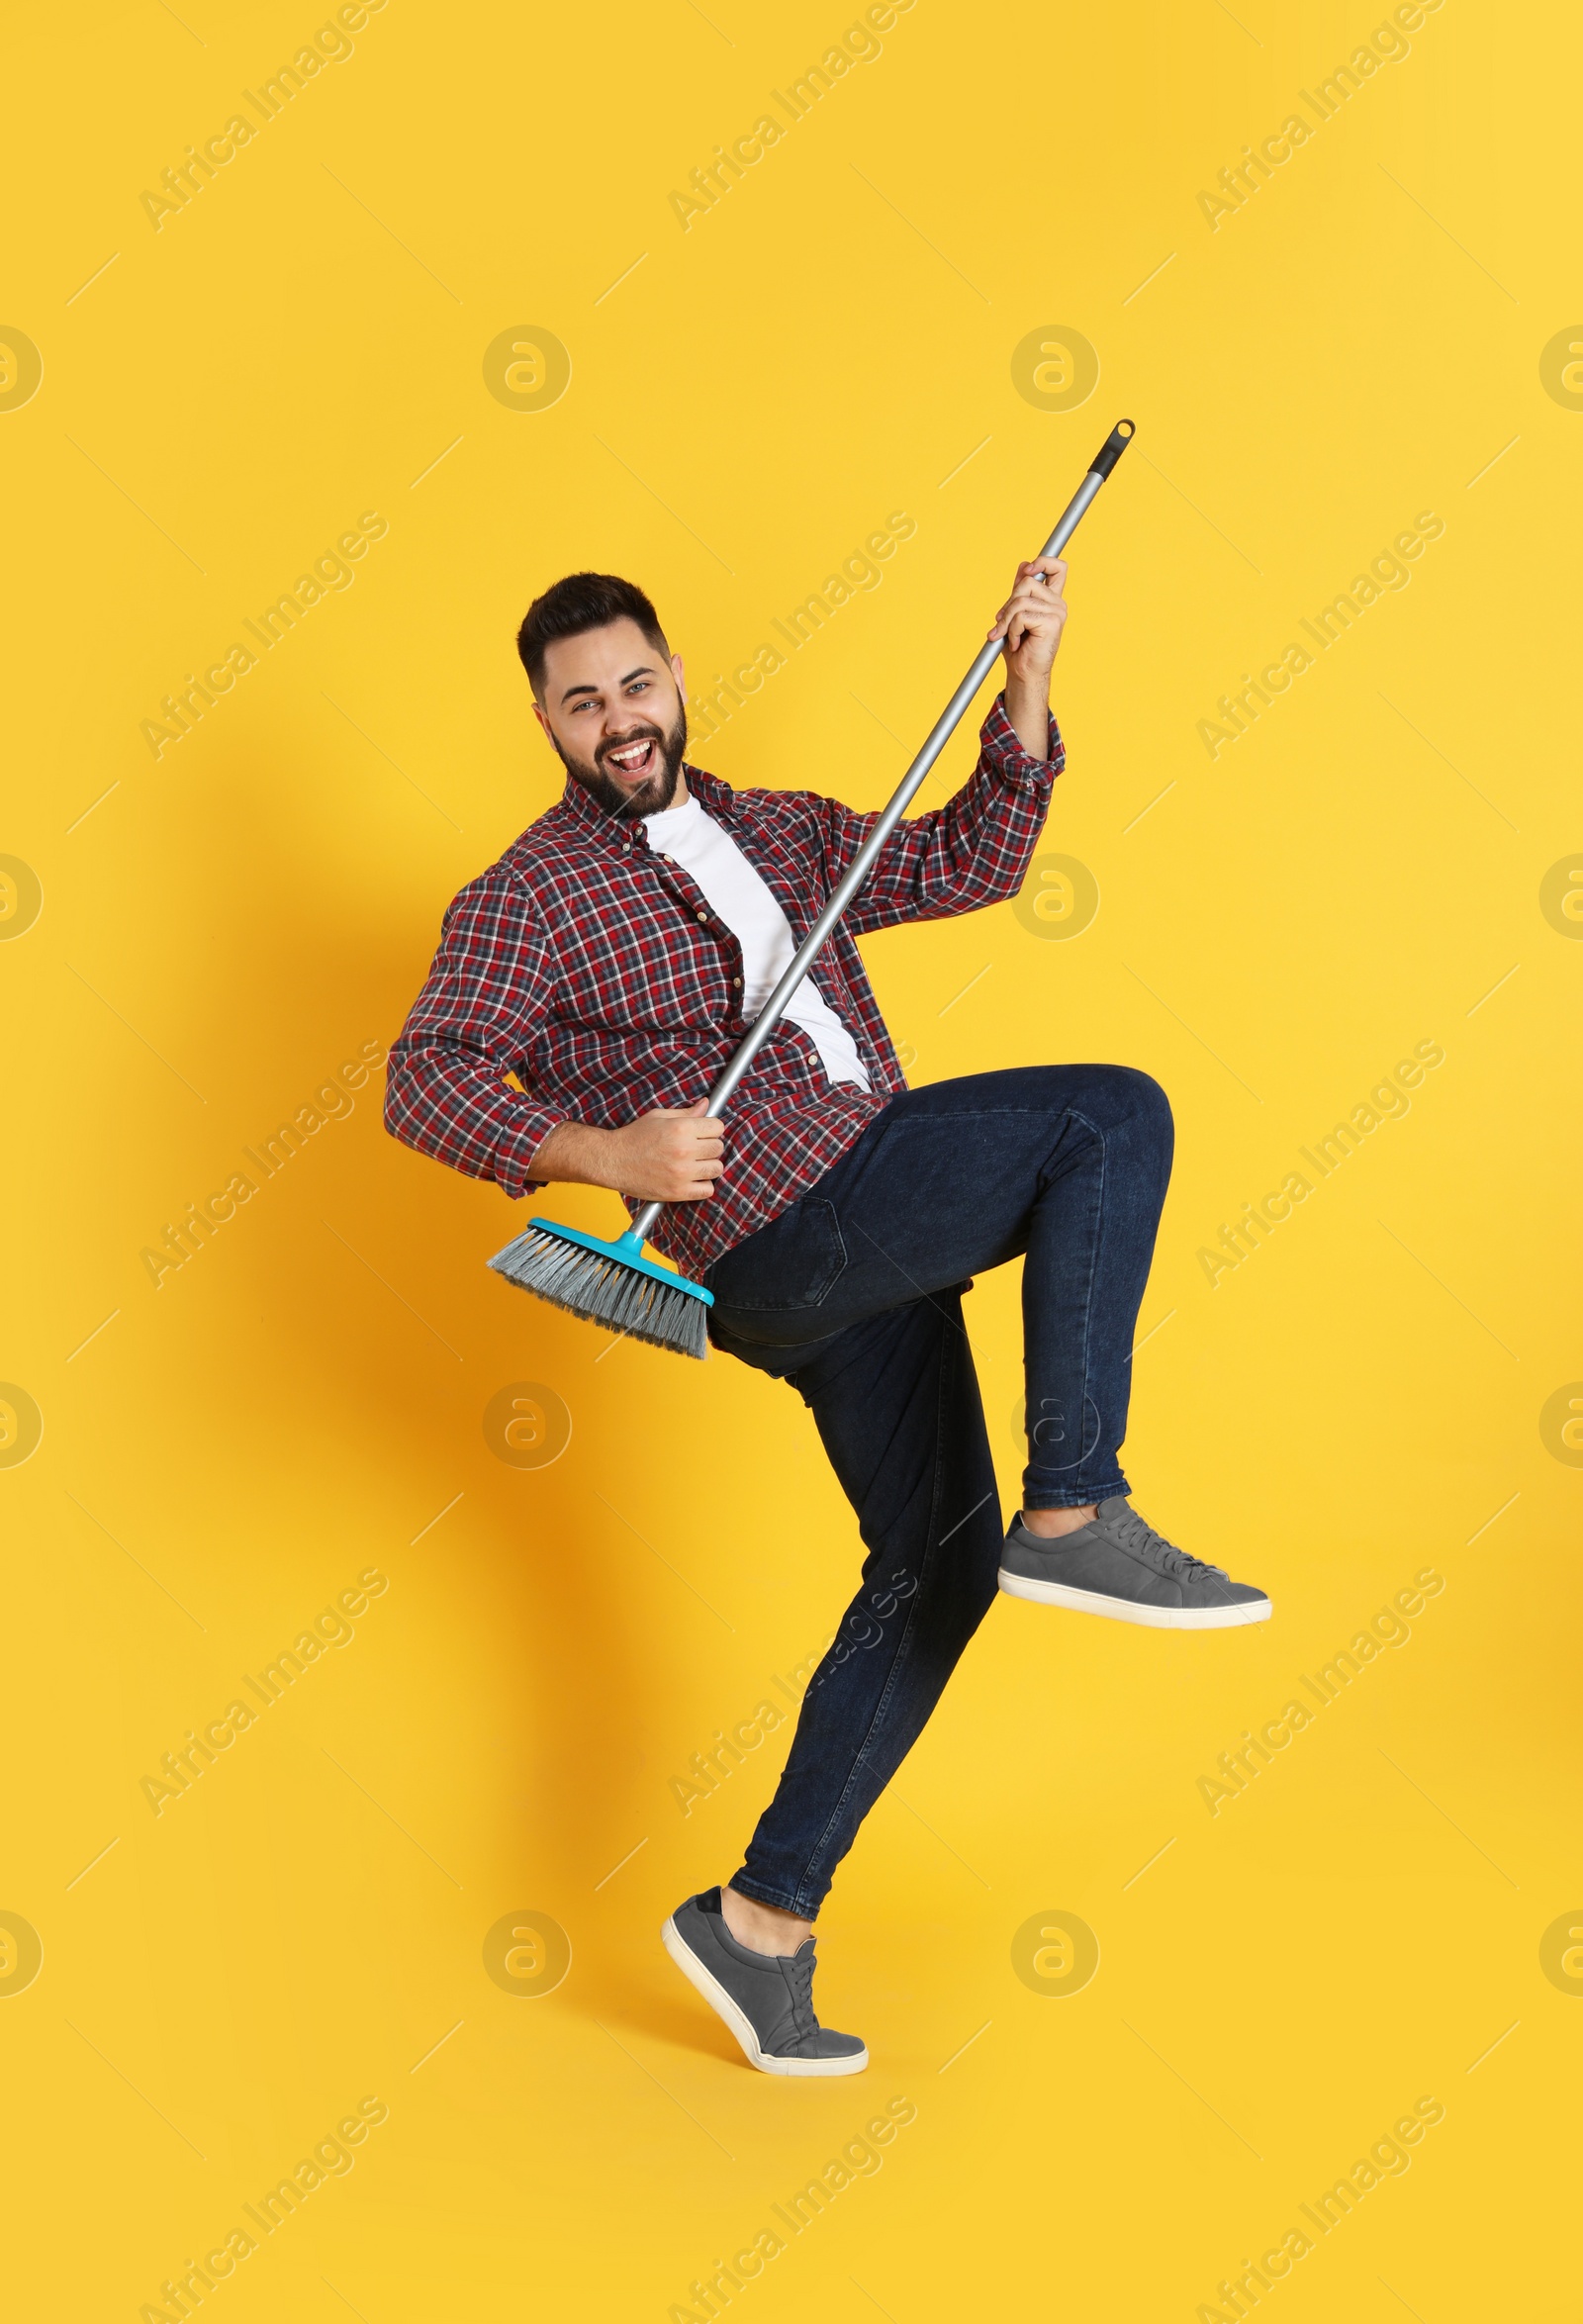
[384,868,566,1194]
[806,691,1063,935]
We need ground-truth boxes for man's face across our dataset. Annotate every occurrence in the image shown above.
[533,616,689,817]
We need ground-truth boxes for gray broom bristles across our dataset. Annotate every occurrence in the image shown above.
[490,1226,710,1359]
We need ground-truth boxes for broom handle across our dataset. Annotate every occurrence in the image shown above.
[629,418,1135,1247]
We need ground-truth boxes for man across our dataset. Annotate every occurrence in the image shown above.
[385,557,1269,2078]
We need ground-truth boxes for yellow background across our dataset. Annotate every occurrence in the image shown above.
[4,0,1580,2315]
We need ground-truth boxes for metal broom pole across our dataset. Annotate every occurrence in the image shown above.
[626,417,1136,1248]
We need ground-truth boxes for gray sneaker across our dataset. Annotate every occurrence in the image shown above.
[999,1497,1270,1629]
[661,1889,868,2076]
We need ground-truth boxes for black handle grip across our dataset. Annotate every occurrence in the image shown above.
[1088,418,1136,479]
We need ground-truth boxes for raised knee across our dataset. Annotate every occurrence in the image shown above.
[1113,1066,1173,1145]
[1134,1067,1172,1125]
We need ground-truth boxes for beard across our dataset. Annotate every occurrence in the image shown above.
[555,703,689,819]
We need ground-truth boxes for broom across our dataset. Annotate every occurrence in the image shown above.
[488,418,1136,1357]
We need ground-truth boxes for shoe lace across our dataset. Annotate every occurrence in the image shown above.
[1110,1503,1227,1584]
[784,1947,820,2044]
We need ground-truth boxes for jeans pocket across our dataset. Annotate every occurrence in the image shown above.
[707,1197,848,1314]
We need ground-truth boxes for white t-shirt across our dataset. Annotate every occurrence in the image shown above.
[642,794,873,1092]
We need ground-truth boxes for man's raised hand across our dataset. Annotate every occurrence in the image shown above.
[989,556,1069,676]
[988,557,1069,757]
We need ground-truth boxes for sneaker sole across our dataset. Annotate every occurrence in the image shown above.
[660,1915,869,2077]
[998,1570,1271,1628]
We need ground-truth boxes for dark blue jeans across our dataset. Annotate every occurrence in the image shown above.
[704,1065,1173,1918]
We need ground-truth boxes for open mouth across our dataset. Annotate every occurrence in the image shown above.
[604,735,659,782]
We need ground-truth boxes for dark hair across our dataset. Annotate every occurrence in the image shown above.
[515,571,669,694]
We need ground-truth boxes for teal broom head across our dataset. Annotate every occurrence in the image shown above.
[488,1218,713,1359]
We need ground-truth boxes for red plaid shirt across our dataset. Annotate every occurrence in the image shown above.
[384,694,1063,1278]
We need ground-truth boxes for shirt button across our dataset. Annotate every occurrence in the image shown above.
[696,910,708,923]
